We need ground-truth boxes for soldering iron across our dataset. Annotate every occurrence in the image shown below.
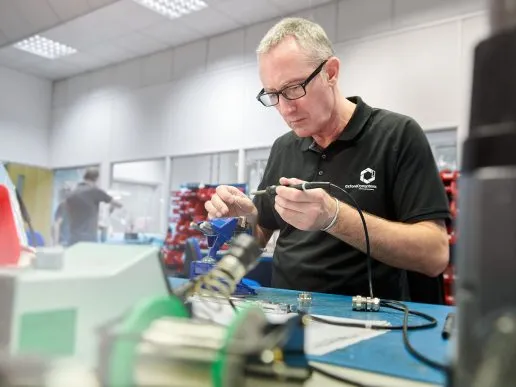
[253,180,374,300]
[251,181,332,196]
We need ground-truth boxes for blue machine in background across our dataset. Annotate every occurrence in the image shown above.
[187,217,260,295]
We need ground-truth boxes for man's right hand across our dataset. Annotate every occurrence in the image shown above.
[205,185,258,224]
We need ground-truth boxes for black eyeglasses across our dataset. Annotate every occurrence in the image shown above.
[256,60,328,107]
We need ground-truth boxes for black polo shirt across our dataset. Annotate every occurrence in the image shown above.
[253,96,450,300]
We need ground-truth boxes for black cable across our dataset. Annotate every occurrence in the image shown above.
[303,301,446,373]
[381,300,450,373]
[306,308,436,331]
[228,298,237,312]
[379,301,438,330]
[313,182,450,374]
[327,183,373,299]
[308,363,380,387]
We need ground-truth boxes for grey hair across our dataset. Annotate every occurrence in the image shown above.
[256,17,335,63]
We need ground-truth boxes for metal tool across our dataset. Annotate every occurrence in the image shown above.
[175,233,262,300]
[188,217,259,296]
[251,182,331,196]
[191,217,250,261]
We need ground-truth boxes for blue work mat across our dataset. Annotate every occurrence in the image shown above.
[169,278,453,385]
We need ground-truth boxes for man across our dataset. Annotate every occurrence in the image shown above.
[205,18,450,300]
[66,168,122,245]
[52,184,72,246]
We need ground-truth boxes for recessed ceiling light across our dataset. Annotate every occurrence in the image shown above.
[132,0,207,19]
[13,35,77,60]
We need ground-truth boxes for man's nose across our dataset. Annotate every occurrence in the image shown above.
[277,96,297,115]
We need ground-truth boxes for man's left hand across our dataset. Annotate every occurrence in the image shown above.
[274,177,338,231]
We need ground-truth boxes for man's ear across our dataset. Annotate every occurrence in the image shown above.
[325,56,340,87]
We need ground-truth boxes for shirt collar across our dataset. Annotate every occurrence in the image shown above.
[300,96,372,151]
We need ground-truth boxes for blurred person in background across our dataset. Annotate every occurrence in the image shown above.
[66,168,122,245]
[52,183,72,246]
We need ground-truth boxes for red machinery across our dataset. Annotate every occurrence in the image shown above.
[0,184,21,267]
[441,170,459,305]
[162,183,247,273]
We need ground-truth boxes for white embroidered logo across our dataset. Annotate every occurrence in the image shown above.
[345,168,377,191]
[360,168,376,184]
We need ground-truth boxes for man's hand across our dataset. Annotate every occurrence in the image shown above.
[274,177,338,231]
[205,185,258,224]
[109,200,123,214]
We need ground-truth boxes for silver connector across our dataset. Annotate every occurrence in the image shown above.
[352,296,380,312]
[297,292,313,313]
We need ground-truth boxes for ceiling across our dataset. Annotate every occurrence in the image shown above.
[0,0,334,81]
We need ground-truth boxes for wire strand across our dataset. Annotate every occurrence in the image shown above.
[329,183,373,298]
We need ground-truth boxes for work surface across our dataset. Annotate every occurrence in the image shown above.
[169,278,453,386]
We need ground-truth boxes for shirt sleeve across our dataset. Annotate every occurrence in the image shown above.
[253,141,281,231]
[94,188,113,205]
[392,119,450,223]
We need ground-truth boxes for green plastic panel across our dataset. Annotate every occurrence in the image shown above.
[18,308,76,357]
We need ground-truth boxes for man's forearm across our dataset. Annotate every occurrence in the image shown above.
[327,202,449,277]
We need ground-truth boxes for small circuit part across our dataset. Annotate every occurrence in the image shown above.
[297,292,313,313]
[189,295,295,314]
[253,300,295,314]
[352,295,380,312]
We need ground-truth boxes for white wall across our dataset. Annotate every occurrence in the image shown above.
[50,0,489,170]
[0,65,52,167]
[112,159,165,185]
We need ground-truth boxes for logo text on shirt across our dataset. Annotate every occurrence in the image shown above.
[345,168,377,191]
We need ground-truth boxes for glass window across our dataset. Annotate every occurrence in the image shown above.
[109,159,166,236]
[425,128,458,171]
[245,147,271,193]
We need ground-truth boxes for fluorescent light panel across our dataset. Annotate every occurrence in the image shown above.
[133,0,207,19]
[13,35,77,60]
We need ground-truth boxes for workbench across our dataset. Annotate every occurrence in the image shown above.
[169,277,453,386]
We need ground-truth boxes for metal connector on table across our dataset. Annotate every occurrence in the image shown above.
[297,292,313,314]
[352,295,380,312]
